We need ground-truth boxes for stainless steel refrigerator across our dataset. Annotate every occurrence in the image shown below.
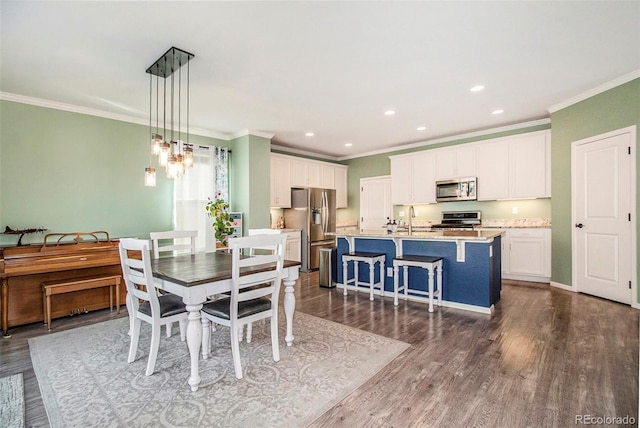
[283,188,336,272]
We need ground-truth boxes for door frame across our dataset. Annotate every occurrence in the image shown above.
[571,125,637,307]
[359,175,392,234]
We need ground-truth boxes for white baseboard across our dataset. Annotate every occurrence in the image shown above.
[503,273,550,283]
[336,283,493,315]
[550,281,574,292]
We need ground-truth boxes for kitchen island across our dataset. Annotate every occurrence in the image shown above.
[334,230,504,314]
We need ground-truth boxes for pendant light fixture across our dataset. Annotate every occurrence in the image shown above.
[144,47,195,186]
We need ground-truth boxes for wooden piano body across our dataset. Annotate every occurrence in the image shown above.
[0,231,124,336]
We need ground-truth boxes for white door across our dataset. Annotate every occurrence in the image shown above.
[573,128,634,304]
[360,176,391,234]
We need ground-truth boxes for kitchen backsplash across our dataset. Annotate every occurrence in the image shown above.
[338,218,551,229]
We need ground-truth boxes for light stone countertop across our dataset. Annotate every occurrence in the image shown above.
[333,229,504,242]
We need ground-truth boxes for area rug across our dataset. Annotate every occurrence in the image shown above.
[30,312,409,427]
[0,373,25,428]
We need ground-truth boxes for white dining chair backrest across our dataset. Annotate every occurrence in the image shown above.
[229,234,286,300]
[200,233,287,379]
[118,237,188,376]
[150,230,197,259]
[247,229,282,256]
[119,238,160,315]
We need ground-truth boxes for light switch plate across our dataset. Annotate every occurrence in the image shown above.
[399,211,405,217]
[387,267,393,277]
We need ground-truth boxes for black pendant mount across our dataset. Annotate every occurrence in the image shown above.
[146,47,194,78]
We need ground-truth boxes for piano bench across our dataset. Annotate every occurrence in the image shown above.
[42,274,122,330]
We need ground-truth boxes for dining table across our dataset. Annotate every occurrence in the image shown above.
[149,251,301,392]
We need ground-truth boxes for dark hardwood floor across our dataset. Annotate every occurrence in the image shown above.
[1,275,638,427]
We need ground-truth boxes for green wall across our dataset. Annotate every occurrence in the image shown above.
[550,78,640,292]
[230,133,271,233]
[0,100,228,246]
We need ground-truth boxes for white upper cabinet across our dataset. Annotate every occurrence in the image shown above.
[476,130,551,201]
[508,132,551,199]
[270,154,348,208]
[334,165,348,208]
[391,129,550,205]
[390,155,413,205]
[320,164,335,189]
[291,159,321,188]
[435,145,476,180]
[476,139,509,200]
[270,155,291,208]
[390,151,435,205]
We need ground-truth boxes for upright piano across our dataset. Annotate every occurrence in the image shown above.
[0,231,123,336]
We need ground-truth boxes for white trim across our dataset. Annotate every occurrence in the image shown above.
[0,91,231,141]
[571,125,637,307]
[336,283,492,314]
[548,69,640,113]
[230,129,275,140]
[550,281,574,292]
[337,118,551,161]
[503,274,551,284]
[271,144,341,161]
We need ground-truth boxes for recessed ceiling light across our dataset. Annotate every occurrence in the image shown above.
[470,85,485,92]
[345,143,353,147]
[417,126,426,131]
[305,132,314,137]
[492,109,504,115]
[384,110,395,116]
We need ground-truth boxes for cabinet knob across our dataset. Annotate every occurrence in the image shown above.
[575,223,584,229]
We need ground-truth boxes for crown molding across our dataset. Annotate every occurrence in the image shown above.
[270,144,340,162]
[548,69,640,113]
[229,129,275,140]
[0,91,231,141]
[337,118,551,161]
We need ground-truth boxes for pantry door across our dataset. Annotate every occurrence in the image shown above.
[360,176,391,235]
[572,127,635,304]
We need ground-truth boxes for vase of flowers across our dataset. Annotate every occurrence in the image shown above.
[205,193,234,247]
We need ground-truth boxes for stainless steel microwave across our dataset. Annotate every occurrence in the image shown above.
[436,177,477,202]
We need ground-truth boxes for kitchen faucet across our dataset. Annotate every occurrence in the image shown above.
[408,205,416,235]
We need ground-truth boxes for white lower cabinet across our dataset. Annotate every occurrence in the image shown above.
[284,230,301,262]
[501,228,551,282]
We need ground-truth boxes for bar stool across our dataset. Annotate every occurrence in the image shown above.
[393,255,443,312]
[342,252,386,301]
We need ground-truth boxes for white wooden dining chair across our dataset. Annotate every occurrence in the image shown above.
[149,230,197,337]
[201,234,286,379]
[149,230,197,259]
[119,238,188,376]
[241,229,284,342]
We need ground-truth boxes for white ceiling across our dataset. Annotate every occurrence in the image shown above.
[2,1,639,159]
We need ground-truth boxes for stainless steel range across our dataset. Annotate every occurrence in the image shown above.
[431,211,481,230]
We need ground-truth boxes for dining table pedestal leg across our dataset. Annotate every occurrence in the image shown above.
[185,303,203,392]
[283,277,296,346]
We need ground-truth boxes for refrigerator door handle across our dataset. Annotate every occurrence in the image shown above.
[321,191,328,235]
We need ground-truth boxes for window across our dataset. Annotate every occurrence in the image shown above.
[174,146,229,252]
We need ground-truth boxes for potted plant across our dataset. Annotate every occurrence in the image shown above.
[205,193,234,248]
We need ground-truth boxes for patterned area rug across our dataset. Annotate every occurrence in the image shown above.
[30,312,409,427]
[0,373,25,428]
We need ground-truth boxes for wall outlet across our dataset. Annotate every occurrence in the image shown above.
[399,211,405,217]
[512,207,519,214]
[387,267,393,277]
